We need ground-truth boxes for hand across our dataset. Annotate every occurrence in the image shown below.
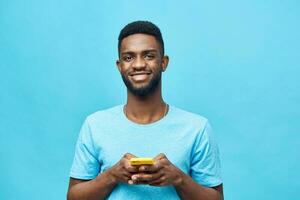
[130,153,183,187]
[107,153,139,184]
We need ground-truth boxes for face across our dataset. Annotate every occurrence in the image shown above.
[117,33,169,96]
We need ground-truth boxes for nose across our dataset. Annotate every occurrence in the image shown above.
[132,55,146,70]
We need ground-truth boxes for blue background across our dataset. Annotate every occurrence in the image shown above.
[1,0,299,199]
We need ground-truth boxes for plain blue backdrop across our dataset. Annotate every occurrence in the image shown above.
[1,0,299,199]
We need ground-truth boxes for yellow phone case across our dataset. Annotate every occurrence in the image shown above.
[130,157,154,165]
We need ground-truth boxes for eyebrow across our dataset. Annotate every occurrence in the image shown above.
[121,49,158,55]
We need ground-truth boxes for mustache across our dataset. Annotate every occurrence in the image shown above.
[128,70,152,76]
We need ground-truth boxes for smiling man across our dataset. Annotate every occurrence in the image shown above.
[67,21,223,200]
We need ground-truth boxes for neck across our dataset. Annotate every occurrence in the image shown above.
[125,84,167,124]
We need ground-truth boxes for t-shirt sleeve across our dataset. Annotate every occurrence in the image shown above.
[190,120,223,187]
[69,118,101,180]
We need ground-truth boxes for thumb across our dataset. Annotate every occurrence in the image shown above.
[124,153,138,160]
[154,153,166,161]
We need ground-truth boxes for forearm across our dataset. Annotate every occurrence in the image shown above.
[174,172,223,200]
[67,170,117,200]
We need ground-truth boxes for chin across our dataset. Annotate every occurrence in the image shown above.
[131,82,150,89]
[129,84,158,97]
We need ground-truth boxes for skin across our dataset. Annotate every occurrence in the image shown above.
[117,33,169,124]
[67,33,223,200]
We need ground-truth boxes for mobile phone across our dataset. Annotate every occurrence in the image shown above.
[129,157,154,165]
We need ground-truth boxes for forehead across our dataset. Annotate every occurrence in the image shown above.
[120,33,160,53]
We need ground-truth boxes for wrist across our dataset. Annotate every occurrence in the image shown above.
[173,170,185,188]
[103,168,118,186]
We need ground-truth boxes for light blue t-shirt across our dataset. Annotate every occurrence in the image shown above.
[70,105,222,199]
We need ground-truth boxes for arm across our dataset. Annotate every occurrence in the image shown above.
[67,153,139,200]
[68,117,138,199]
[176,120,223,199]
[174,170,223,200]
[131,153,223,200]
[67,169,117,200]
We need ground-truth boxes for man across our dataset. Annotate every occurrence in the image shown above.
[67,21,223,200]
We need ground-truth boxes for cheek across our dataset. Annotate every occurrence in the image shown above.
[120,64,131,73]
[149,61,162,70]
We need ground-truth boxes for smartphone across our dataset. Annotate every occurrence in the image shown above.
[130,157,154,165]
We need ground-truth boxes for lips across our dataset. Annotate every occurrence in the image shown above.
[129,72,151,76]
[129,72,151,82]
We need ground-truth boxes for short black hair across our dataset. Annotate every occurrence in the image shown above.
[118,20,164,56]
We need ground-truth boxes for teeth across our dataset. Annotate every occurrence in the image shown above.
[131,73,149,76]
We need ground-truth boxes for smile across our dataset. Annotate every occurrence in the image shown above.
[129,72,151,82]
[130,72,151,76]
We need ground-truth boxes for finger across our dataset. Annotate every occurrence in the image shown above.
[124,161,139,173]
[154,153,166,161]
[130,174,153,185]
[123,157,139,173]
[114,170,131,184]
[128,179,134,185]
[130,180,149,185]
[122,171,133,179]
[132,172,163,182]
[123,153,137,159]
[123,176,131,184]
[138,163,163,173]
[148,176,167,186]
[128,178,146,185]
[126,165,139,173]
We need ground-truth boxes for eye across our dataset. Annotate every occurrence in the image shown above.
[123,55,133,62]
[145,53,155,60]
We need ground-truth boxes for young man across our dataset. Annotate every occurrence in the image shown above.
[67,21,223,200]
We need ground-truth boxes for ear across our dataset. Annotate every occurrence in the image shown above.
[161,55,169,72]
[116,60,121,72]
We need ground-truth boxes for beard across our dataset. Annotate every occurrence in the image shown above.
[121,70,162,97]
